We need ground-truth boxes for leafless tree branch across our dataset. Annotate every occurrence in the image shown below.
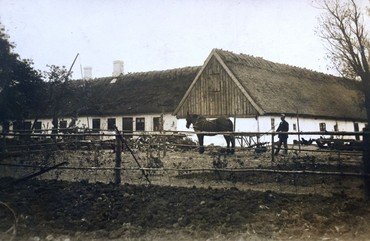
[317,0,370,123]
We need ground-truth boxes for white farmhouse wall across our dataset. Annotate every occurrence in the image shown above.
[177,116,366,147]
[163,114,178,131]
[2,114,366,146]
[9,113,178,140]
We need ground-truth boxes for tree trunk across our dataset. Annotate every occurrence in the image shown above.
[361,76,370,198]
[363,127,370,199]
[361,75,370,127]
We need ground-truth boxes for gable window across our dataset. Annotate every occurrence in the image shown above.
[319,123,326,132]
[211,78,221,92]
[207,74,221,92]
[136,118,145,131]
[34,121,42,133]
[271,118,275,131]
[153,117,161,131]
[92,119,101,131]
[107,118,116,131]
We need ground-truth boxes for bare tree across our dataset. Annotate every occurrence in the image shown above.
[318,0,370,124]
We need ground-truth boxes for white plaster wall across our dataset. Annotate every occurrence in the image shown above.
[3,114,366,145]
[258,116,366,143]
[16,113,177,140]
[163,114,178,131]
[177,116,367,146]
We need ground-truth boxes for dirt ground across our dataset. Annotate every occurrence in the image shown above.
[1,147,369,241]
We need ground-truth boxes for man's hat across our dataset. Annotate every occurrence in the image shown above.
[281,114,285,117]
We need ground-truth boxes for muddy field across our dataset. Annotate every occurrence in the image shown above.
[1,147,369,240]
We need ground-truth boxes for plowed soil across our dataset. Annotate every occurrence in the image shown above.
[1,177,370,241]
[1,147,369,241]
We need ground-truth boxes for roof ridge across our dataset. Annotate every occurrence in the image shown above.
[125,66,201,76]
[214,48,354,82]
[73,66,201,82]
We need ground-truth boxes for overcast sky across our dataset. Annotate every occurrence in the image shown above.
[0,0,369,79]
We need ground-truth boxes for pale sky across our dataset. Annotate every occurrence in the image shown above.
[0,0,369,79]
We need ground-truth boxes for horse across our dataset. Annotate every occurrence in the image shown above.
[185,112,235,154]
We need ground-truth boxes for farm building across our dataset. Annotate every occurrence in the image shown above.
[1,49,367,145]
[2,66,200,137]
[174,49,367,145]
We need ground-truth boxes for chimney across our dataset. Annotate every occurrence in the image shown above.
[112,60,124,76]
[83,67,92,80]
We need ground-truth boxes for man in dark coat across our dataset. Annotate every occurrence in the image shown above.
[275,114,289,155]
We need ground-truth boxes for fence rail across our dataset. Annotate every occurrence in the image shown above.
[0,163,368,178]
[1,127,369,197]
[1,130,368,136]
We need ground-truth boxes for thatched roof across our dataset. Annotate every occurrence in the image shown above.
[50,66,201,117]
[215,49,366,121]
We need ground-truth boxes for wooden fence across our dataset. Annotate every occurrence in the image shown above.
[1,127,369,197]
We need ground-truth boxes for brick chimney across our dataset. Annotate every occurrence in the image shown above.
[112,60,124,76]
[83,67,92,80]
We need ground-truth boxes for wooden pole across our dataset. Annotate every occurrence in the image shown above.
[271,134,275,163]
[363,127,370,199]
[10,161,68,187]
[115,132,122,185]
[114,126,151,184]
[1,128,6,159]
[233,113,236,132]
[296,111,301,153]
[256,116,260,144]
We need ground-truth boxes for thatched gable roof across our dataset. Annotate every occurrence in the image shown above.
[49,66,201,118]
[215,49,366,121]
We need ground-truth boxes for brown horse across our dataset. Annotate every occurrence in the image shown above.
[185,112,235,154]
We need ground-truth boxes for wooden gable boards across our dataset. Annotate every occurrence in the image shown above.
[174,49,264,118]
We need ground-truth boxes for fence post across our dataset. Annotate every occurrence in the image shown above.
[163,139,167,157]
[1,132,5,160]
[296,111,301,153]
[271,134,275,163]
[363,127,370,199]
[115,133,122,185]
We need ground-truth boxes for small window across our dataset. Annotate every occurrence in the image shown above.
[92,119,101,131]
[13,121,21,132]
[271,118,275,131]
[107,118,116,131]
[319,123,326,132]
[153,117,161,131]
[211,79,221,92]
[24,121,32,130]
[293,123,297,131]
[59,120,68,129]
[122,117,133,131]
[1,122,10,133]
[34,121,42,133]
[136,118,145,131]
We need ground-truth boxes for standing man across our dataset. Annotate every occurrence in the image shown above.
[275,114,289,155]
